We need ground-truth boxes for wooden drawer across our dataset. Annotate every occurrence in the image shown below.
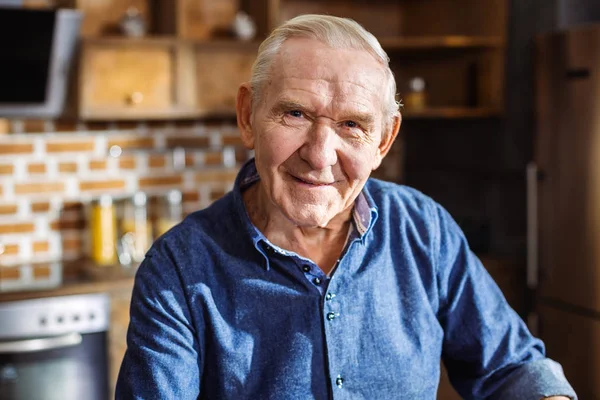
[79,39,196,120]
[195,42,257,115]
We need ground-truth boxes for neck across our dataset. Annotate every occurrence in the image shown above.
[243,182,353,274]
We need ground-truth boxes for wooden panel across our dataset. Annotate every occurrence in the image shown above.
[177,0,239,39]
[476,49,505,109]
[239,0,271,38]
[278,0,403,39]
[401,0,507,37]
[392,53,476,109]
[539,304,600,399]
[536,27,600,310]
[390,50,502,109]
[195,45,256,114]
[80,42,175,118]
[71,0,150,37]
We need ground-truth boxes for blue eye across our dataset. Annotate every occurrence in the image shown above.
[288,110,303,118]
[344,121,358,128]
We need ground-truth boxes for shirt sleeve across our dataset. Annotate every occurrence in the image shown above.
[115,248,202,399]
[432,203,577,400]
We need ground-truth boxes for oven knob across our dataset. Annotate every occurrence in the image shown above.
[0,365,18,383]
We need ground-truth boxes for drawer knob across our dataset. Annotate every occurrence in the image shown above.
[126,91,144,105]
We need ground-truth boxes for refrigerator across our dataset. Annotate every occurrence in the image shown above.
[530,24,600,398]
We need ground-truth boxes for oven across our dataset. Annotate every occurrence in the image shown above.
[0,293,110,400]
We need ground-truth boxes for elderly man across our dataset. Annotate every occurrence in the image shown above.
[116,15,576,399]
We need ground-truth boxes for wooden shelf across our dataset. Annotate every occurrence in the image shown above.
[402,107,502,119]
[82,36,261,49]
[380,36,505,50]
[82,36,181,46]
[83,35,502,51]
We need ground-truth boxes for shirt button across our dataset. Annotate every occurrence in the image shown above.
[302,265,310,272]
[336,376,344,388]
[325,293,335,301]
[326,312,336,321]
[313,277,322,285]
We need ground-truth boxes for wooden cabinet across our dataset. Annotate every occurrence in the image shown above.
[59,0,239,39]
[78,38,196,120]
[65,0,507,120]
[58,0,151,37]
[195,42,257,115]
[243,0,508,119]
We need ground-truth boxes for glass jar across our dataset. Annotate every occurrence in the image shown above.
[120,192,152,264]
[403,76,427,111]
[89,195,117,266]
[155,189,182,238]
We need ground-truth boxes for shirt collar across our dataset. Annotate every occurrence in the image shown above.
[232,158,379,269]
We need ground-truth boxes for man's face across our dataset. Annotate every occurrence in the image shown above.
[240,37,398,228]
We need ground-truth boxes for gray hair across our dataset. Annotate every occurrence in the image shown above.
[249,14,400,127]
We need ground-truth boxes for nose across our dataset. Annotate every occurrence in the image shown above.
[298,120,338,170]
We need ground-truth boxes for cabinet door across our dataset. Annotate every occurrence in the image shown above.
[195,44,256,115]
[108,286,133,400]
[80,42,177,119]
[539,303,600,399]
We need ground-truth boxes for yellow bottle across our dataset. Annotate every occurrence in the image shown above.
[90,195,117,266]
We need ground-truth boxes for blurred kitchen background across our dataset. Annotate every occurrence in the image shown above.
[0,0,598,399]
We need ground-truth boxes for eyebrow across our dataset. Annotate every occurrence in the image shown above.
[271,100,313,116]
[272,99,376,128]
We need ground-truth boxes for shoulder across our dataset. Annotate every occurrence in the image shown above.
[365,178,439,220]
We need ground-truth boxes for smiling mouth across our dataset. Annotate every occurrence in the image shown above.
[292,176,334,186]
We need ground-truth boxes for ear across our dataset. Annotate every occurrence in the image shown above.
[372,113,401,170]
[236,83,255,150]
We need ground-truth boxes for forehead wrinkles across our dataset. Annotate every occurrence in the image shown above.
[279,76,380,106]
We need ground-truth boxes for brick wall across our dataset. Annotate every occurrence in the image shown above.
[0,119,251,291]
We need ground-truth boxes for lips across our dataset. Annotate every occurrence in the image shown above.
[292,175,334,186]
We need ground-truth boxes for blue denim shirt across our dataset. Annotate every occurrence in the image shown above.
[116,159,576,399]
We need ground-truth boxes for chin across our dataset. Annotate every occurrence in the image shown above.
[280,204,335,228]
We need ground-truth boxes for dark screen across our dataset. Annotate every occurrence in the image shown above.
[0,8,56,104]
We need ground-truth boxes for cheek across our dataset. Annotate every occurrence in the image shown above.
[340,147,378,181]
[258,127,301,166]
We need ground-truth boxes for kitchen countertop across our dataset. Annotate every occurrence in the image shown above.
[0,261,138,302]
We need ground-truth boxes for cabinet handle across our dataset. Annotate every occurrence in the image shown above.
[526,162,538,290]
[126,91,144,105]
[0,332,82,354]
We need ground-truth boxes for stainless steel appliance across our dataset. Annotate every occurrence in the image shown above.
[0,7,82,118]
[529,23,600,399]
[0,293,110,400]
